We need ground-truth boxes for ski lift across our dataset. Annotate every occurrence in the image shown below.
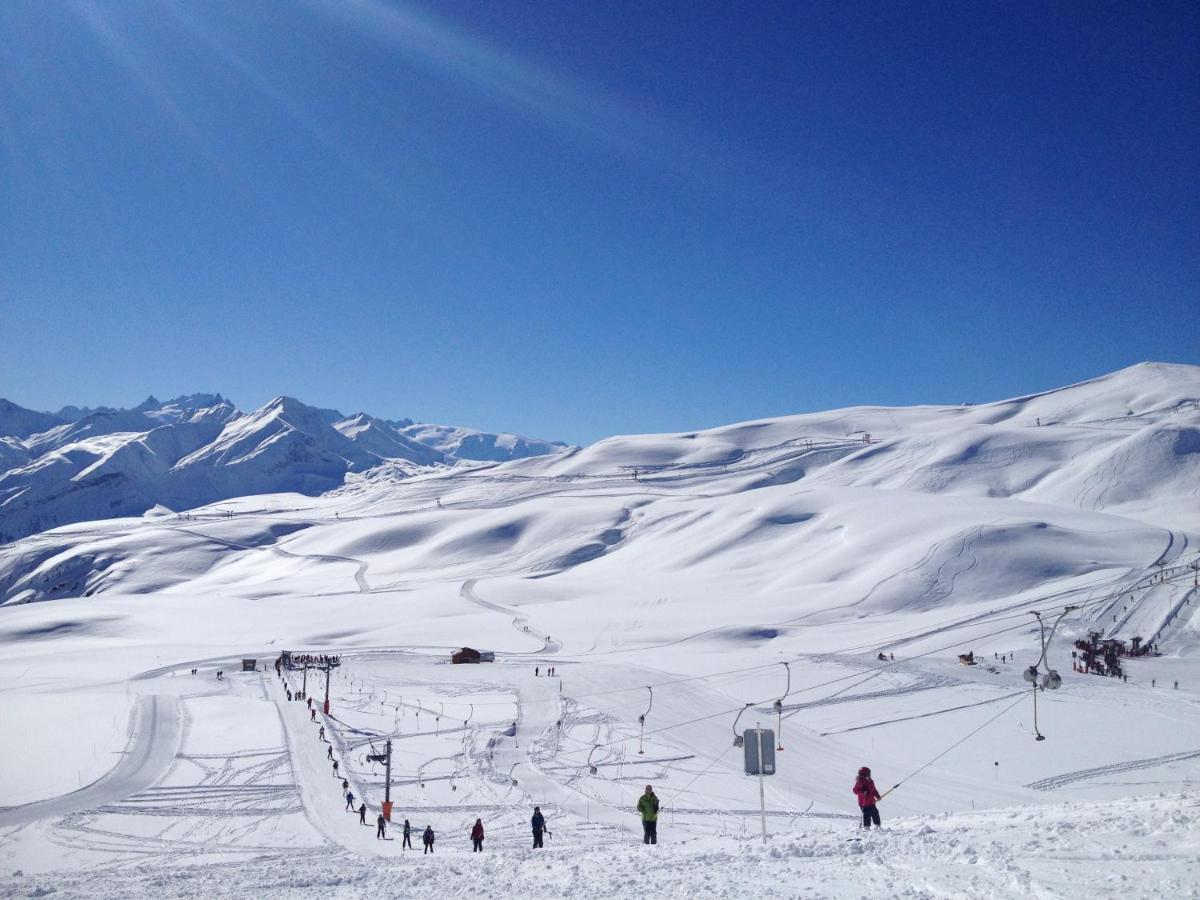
[638,686,653,755]
[587,744,601,775]
[732,702,754,748]
[1025,608,1075,741]
[774,662,791,751]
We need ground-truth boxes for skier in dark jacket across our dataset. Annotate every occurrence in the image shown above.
[532,806,546,848]
[359,802,367,825]
[638,785,659,844]
[853,766,882,828]
[471,818,484,852]
[423,825,435,854]
[402,819,413,849]
[376,814,386,839]
[345,790,355,811]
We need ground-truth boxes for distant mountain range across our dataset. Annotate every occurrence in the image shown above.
[0,394,566,540]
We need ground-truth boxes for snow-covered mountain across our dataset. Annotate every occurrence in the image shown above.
[395,420,567,461]
[333,413,449,467]
[0,394,565,540]
[2,363,1198,896]
[0,398,64,439]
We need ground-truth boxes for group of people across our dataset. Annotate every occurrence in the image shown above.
[374,815,434,852]
[534,666,557,677]
[275,667,888,853]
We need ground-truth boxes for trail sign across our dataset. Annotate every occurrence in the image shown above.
[744,728,776,775]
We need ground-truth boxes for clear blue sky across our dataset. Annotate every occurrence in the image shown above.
[1,1,1196,444]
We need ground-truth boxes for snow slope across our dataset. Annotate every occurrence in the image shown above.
[1,362,1198,898]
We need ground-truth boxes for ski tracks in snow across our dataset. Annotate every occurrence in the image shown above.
[460,578,561,654]
[1026,748,1200,791]
[169,524,371,593]
[0,693,181,828]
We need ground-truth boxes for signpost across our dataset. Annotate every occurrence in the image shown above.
[743,725,775,844]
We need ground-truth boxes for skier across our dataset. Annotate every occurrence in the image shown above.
[471,818,484,852]
[376,814,386,840]
[345,790,355,811]
[333,760,339,776]
[535,666,539,677]
[854,766,882,829]
[1175,681,1180,690]
[359,802,367,825]
[638,785,659,845]
[423,825,435,854]
[287,689,292,701]
[319,726,325,741]
[327,745,334,760]
[531,806,546,849]
[307,697,313,709]
[310,708,316,722]
[342,778,349,793]
[402,819,413,850]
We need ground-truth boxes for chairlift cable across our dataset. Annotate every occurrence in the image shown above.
[878,691,1027,800]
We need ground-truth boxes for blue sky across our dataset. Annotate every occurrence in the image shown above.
[1,0,1196,444]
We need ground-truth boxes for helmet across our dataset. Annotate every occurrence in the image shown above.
[858,766,871,776]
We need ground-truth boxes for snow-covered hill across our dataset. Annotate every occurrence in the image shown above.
[1,362,1197,898]
[0,395,565,541]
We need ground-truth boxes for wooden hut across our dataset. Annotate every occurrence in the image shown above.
[451,647,483,665]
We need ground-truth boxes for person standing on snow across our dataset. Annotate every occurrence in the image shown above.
[345,790,355,811]
[359,802,367,825]
[470,818,484,852]
[531,806,547,848]
[402,819,413,849]
[423,825,435,854]
[638,785,660,844]
[376,814,386,839]
[854,766,882,829]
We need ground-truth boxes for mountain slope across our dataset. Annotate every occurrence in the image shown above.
[396,420,566,462]
[0,399,65,439]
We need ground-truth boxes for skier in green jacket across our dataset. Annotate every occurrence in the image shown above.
[638,784,659,844]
